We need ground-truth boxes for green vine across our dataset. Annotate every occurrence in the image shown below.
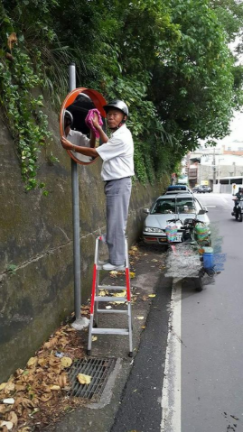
[0,15,52,193]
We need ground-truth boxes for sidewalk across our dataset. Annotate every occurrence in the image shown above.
[46,243,168,432]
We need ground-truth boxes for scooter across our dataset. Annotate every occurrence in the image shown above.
[232,198,243,222]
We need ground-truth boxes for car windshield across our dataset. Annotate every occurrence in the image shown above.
[151,198,196,214]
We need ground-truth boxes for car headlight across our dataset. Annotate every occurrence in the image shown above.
[144,227,164,233]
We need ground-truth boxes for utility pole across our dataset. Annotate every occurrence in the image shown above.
[69,63,89,330]
[213,147,216,184]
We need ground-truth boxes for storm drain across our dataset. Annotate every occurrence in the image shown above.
[68,357,117,400]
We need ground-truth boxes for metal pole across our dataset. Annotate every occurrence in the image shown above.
[69,63,89,330]
[213,147,216,185]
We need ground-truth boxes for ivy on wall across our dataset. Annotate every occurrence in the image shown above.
[0,12,53,192]
[0,0,242,191]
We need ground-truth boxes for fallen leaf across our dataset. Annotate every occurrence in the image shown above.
[151,259,158,262]
[15,369,24,376]
[92,336,98,342]
[43,337,58,350]
[137,316,144,320]
[112,290,126,298]
[27,357,38,368]
[18,427,31,432]
[39,393,52,402]
[129,272,136,279]
[141,326,146,329]
[148,294,156,298]
[99,290,108,297]
[109,271,118,278]
[105,306,112,309]
[49,385,60,391]
[60,357,72,368]
[15,397,35,409]
[0,405,7,414]
[7,412,18,427]
[0,421,13,430]
[4,382,15,393]
[0,383,7,391]
[77,374,92,385]
[58,373,67,388]
[38,358,48,367]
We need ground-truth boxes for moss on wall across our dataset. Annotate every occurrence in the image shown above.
[0,108,169,381]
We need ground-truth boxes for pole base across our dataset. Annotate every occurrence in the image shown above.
[71,317,90,330]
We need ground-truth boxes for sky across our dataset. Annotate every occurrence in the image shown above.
[209,39,243,149]
[214,112,243,148]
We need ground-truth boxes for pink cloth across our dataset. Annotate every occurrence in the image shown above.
[85,109,103,138]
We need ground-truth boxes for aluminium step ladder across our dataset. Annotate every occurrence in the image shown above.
[87,235,133,357]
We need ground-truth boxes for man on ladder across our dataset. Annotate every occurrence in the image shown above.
[61,100,134,270]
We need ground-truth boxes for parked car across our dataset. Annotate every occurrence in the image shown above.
[143,193,210,245]
[196,185,212,193]
[165,184,192,194]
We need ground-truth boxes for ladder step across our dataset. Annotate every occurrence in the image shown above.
[95,296,127,302]
[92,328,129,335]
[98,285,127,290]
[97,265,126,271]
[97,308,128,314]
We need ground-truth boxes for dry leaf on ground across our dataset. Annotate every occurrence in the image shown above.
[0,383,7,391]
[0,420,13,430]
[60,357,72,368]
[27,357,38,368]
[7,412,18,427]
[99,290,108,297]
[49,385,61,391]
[77,374,92,385]
[18,427,31,432]
[148,294,156,298]
[112,290,126,298]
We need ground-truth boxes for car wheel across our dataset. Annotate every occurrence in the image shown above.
[235,212,239,221]
[239,213,243,222]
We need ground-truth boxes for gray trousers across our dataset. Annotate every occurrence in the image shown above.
[105,177,132,265]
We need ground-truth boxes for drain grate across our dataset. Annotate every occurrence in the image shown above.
[68,357,116,400]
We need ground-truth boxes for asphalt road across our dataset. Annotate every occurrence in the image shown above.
[110,193,243,432]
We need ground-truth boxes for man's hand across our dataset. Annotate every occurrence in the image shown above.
[61,136,74,150]
[92,113,101,131]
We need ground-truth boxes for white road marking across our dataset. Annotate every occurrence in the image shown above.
[161,279,182,432]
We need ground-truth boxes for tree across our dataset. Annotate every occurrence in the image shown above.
[150,0,235,155]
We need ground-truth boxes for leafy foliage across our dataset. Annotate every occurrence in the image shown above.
[0,0,242,189]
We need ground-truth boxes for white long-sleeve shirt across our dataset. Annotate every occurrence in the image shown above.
[96,124,134,181]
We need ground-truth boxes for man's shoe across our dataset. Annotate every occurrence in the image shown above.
[103,263,125,271]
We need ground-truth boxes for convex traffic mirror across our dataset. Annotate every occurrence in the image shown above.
[59,88,107,165]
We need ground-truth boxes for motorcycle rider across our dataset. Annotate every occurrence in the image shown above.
[233,187,243,215]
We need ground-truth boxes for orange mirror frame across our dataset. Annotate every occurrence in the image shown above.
[59,88,107,165]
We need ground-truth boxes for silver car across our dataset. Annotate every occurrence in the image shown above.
[143,193,210,245]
